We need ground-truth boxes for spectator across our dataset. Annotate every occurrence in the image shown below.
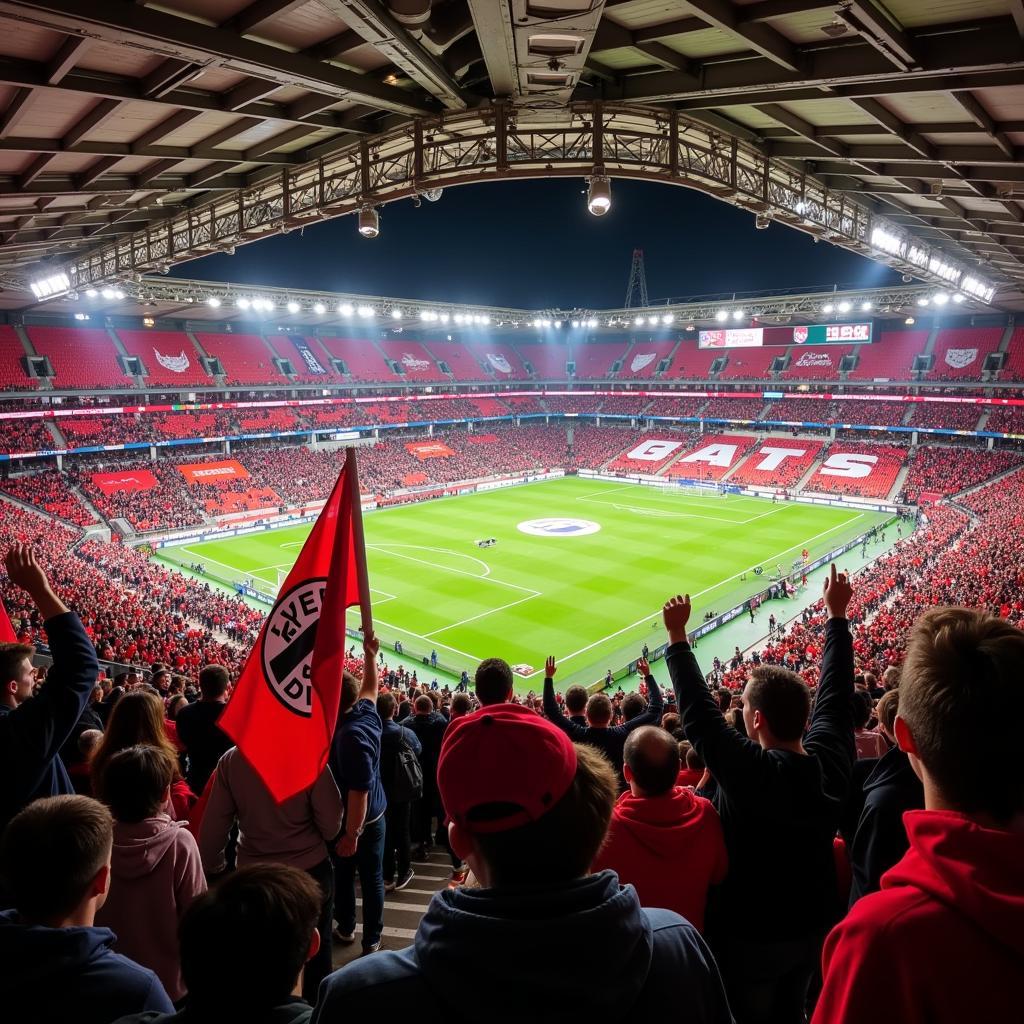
[406,693,448,862]
[543,655,664,782]
[592,726,727,932]
[312,703,733,1022]
[852,692,886,759]
[664,566,855,1024]
[115,864,323,1024]
[814,608,1024,1023]
[474,656,513,705]
[175,664,232,793]
[90,691,195,821]
[69,728,104,795]
[329,632,385,956]
[198,744,342,1001]
[94,745,206,1000]
[564,684,588,726]
[1,543,98,832]
[0,795,173,1021]
[377,691,422,893]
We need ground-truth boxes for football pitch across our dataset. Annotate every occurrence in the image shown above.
[158,477,889,689]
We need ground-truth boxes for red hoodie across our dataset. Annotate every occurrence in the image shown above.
[814,810,1024,1024]
[591,786,727,932]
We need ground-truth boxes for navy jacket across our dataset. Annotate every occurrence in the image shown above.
[847,745,924,905]
[543,676,664,777]
[0,909,173,1023]
[312,871,733,1024]
[0,611,98,832]
[379,719,422,798]
[667,618,855,941]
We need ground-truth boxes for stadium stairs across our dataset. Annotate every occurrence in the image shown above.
[887,464,912,503]
[792,452,828,494]
[45,421,64,447]
[70,483,104,523]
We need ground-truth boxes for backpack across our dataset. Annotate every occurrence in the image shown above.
[390,730,423,802]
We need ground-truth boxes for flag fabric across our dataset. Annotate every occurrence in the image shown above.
[219,447,372,802]
[0,597,16,643]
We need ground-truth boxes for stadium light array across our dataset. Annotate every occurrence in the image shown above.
[554,320,563,328]
[357,305,375,318]
[391,308,403,319]
[732,309,744,321]
[916,297,929,307]
[338,302,354,316]
[587,175,611,216]
[823,303,834,314]
[715,310,728,322]
[287,301,300,314]
[952,293,965,304]
[30,271,71,299]
[85,288,98,298]
[837,301,851,313]
[933,292,949,306]
[236,297,250,309]
[861,301,873,311]
[662,314,674,324]
[207,296,221,308]
[314,302,325,315]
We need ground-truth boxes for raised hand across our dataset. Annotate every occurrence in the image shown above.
[545,655,556,678]
[637,657,650,677]
[822,564,853,620]
[663,594,692,645]
[4,543,65,619]
[362,629,380,660]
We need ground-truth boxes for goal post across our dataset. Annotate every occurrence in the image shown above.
[657,476,727,498]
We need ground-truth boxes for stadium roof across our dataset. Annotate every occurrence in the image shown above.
[0,1,1022,308]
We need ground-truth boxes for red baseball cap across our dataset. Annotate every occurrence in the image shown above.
[438,703,577,834]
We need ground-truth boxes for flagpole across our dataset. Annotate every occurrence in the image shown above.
[345,446,374,636]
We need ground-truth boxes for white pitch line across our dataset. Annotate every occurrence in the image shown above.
[738,504,789,526]
[370,543,494,578]
[556,512,865,666]
[366,544,536,594]
[370,616,483,664]
[571,482,642,500]
[422,590,541,639]
[174,548,253,582]
[579,496,761,526]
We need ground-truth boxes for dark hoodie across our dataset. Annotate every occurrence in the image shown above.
[0,909,173,1024]
[311,871,733,1024]
[592,787,728,932]
[814,810,1024,1024]
[847,746,924,905]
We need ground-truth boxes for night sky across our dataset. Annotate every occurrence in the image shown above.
[171,178,900,308]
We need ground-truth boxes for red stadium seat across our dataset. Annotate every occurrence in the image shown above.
[194,333,286,386]
[27,326,128,389]
[847,330,927,380]
[116,330,210,387]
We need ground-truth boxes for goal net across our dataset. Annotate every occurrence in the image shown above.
[658,477,727,498]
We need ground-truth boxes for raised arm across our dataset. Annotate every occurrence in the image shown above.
[663,594,764,788]
[542,656,586,740]
[357,630,380,703]
[616,658,664,734]
[805,565,856,795]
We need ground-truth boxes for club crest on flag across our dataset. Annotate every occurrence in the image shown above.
[262,577,329,717]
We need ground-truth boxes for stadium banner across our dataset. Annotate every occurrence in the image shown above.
[700,323,872,348]
[467,433,499,444]
[177,459,250,483]
[405,440,456,460]
[291,338,328,375]
[91,469,158,495]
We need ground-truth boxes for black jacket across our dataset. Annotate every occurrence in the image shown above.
[405,712,447,788]
[667,617,855,941]
[176,700,232,793]
[0,612,98,832]
[379,719,422,798]
[847,745,924,905]
[543,676,664,778]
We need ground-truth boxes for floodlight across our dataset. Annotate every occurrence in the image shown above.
[391,308,403,319]
[554,320,562,328]
[207,297,221,308]
[860,301,873,311]
[823,303,834,314]
[732,309,744,321]
[837,301,851,313]
[29,271,70,299]
[952,293,965,304]
[314,302,326,315]
[287,301,300,314]
[357,305,375,318]
[236,298,250,309]
[85,288,98,298]
[339,303,354,316]
[916,297,929,306]
[587,175,611,216]
[358,205,379,238]
[662,314,674,324]
[933,292,948,305]
[715,310,728,322]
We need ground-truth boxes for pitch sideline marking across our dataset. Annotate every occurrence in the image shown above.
[555,512,866,667]
[421,591,541,639]
[365,543,541,594]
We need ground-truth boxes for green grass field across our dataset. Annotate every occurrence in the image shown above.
[158,477,888,689]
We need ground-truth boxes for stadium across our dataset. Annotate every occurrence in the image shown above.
[0,1,1023,1021]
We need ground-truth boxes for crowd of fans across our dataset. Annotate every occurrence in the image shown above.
[0,469,97,527]
[900,446,1021,502]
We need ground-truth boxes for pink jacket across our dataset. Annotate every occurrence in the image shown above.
[95,814,207,1001]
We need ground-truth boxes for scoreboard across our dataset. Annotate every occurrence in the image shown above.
[699,322,873,349]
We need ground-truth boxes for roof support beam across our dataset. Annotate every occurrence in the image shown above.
[46,35,90,85]
[950,91,1016,160]
[224,77,281,111]
[0,87,33,138]
[317,0,473,110]
[17,153,57,188]
[140,58,200,99]
[132,109,205,149]
[62,98,121,148]
[684,0,803,71]
[842,0,920,70]
[757,103,849,157]
[466,0,516,97]
[228,0,311,35]
[243,124,318,159]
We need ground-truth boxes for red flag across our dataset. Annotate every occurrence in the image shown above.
[0,597,16,643]
[220,448,372,802]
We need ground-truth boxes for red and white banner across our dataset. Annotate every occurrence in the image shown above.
[177,459,249,484]
[405,441,455,460]
[91,469,159,495]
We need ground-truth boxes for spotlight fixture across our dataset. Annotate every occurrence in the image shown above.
[390,308,402,320]
[542,319,552,328]
[905,316,915,325]
[236,297,250,309]
[85,288,98,298]
[860,301,873,311]
[287,301,300,314]
[338,302,354,316]
[207,296,221,308]
[533,318,542,328]
[715,310,728,322]
[554,320,563,328]
[952,293,965,304]
[29,271,71,299]
[902,274,913,283]
[356,305,374,318]
[483,316,492,325]
[587,175,611,216]
[314,302,326,315]
[933,292,949,305]
[571,320,580,329]
[754,214,770,230]
[685,324,695,331]
[358,205,379,239]
[837,301,851,313]
[662,314,674,324]
[732,309,744,321]
[916,297,929,307]
[420,310,431,321]
[634,316,644,326]
[823,303,835,314]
